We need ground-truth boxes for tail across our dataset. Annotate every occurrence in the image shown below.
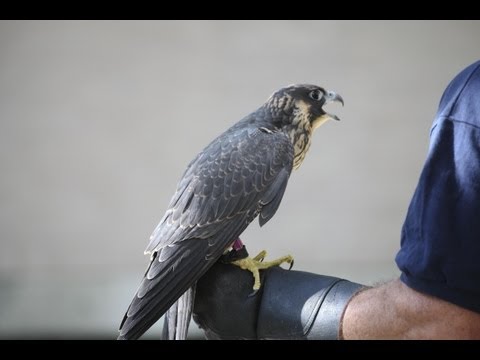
[117,239,211,340]
[162,286,196,340]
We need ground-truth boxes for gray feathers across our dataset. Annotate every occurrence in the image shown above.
[162,287,195,340]
[145,127,293,254]
[118,122,294,340]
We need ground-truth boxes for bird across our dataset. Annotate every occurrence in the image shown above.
[117,84,344,340]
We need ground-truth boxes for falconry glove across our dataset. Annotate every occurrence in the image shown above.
[193,262,366,340]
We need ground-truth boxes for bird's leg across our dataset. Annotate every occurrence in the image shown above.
[222,238,294,292]
[220,238,250,263]
[232,252,294,291]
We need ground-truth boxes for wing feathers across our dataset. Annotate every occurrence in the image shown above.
[259,168,290,227]
[119,239,209,339]
[119,126,294,340]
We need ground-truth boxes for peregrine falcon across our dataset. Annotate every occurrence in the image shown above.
[118,84,343,340]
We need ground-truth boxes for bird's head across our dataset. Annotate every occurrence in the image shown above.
[266,84,344,131]
[264,84,344,169]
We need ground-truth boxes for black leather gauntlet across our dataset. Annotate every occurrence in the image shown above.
[193,262,366,340]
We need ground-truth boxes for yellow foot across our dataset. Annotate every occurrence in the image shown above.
[231,251,294,291]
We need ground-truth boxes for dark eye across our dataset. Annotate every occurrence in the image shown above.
[309,90,322,101]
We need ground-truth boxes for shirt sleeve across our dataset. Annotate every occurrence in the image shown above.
[395,116,480,314]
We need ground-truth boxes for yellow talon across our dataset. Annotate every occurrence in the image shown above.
[252,250,267,262]
[232,251,294,290]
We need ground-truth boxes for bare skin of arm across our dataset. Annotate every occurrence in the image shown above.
[341,279,480,339]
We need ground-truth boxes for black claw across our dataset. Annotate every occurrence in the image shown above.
[288,259,294,270]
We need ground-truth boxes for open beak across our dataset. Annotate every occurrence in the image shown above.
[324,90,344,121]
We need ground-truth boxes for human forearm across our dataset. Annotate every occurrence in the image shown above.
[341,279,480,339]
[193,263,480,340]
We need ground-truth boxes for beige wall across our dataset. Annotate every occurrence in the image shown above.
[1,20,479,338]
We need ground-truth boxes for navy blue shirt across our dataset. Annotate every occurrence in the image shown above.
[396,60,480,314]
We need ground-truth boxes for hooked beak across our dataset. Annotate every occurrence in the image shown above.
[324,90,344,121]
